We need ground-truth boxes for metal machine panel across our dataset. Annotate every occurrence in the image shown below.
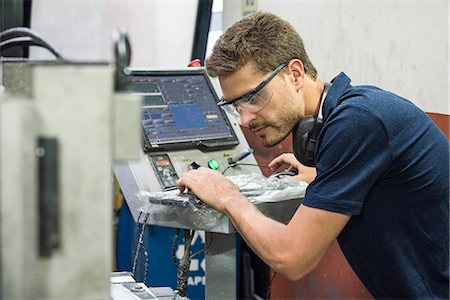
[0,98,41,299]
[32,64,114,299]
[0,61,141,300]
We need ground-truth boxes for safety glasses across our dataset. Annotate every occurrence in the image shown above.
[217,63,287,116]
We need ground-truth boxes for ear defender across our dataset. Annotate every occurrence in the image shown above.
[292,82,331,167]
[293,116,323,167]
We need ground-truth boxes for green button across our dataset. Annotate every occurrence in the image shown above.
[208,159,220,170]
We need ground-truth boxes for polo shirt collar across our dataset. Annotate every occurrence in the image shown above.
[322,72,352,120]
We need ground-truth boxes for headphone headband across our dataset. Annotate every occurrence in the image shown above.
[310,82,332,137]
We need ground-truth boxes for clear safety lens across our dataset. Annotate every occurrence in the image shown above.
[236,87,272,112]
[221,104,240,118]
[220,87,273,119]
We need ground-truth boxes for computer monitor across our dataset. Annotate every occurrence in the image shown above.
[128,69,239,152]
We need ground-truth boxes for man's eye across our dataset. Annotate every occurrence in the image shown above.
[246,93,260,104]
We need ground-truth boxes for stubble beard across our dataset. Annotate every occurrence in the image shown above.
[258,108,300,147]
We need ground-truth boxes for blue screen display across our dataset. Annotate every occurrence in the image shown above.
[170,103,207,130]
[130,72,237,149]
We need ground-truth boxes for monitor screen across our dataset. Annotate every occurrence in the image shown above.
[128,69,239,151]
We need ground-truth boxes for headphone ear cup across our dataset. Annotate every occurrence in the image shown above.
[292,116,316,167]
[293,82,330,167]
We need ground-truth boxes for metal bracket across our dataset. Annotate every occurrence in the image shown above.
[37,137,60,257]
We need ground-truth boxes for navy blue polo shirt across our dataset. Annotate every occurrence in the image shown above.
[302,73,449,299]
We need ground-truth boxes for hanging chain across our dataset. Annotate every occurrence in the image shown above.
[172,228,195,297]
[132,212,150,283]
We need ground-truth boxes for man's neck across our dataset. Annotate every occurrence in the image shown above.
[303,76,325,117]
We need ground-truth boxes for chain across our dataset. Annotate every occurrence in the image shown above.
[172,229,195,297]
[132,212,149,283]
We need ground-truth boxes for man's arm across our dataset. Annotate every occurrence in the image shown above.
[177,167,350,280]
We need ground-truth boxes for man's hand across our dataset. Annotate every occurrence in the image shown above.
[269,153,317,183]
[177,167,243,212]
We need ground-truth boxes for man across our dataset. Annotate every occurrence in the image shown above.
[177,12,449,299]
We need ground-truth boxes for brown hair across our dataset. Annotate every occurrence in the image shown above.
[205,11,317,79]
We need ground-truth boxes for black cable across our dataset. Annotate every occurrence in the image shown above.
[236,163,271,168]
[132,212,149,282]
[142,243,149,284]
[0,27,63,59]
[221,163,271,175]
[0,27,40,42]
[221,165,232,175]
[190,235,213,259]
[177,229,194,297]
[0,37,63,59]
[172,228,180,267]
[172,228,203,297]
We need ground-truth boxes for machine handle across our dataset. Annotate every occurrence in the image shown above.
[37,137,61,257]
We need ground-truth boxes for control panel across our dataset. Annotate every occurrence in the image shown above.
[149,154,179,191]
[113,67,266,233]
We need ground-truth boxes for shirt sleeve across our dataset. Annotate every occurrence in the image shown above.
[302,104,391,215]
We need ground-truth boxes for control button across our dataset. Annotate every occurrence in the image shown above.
[208,159,220,170]
[188,161,201,170]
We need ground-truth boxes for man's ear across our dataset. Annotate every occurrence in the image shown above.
[287,59,305,91]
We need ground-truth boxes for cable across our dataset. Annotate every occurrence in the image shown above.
[172,228,198,298]
[221,165,232,175]
[0,37,63,59]
[190,235,213,259]
[0,27,63,59]
[221,163,270,175]
[235,163,271,168]
[172,228,180,267]
[0,27,45,43]
[178,230,194,297]
[132,212,149,283]
[228,148,254,165]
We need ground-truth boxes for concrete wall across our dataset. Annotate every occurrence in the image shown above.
[30,0,198,68]
[223,2,449,298]
[224,0,449,114]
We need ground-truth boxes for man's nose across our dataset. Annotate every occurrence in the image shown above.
[239,110,257,127]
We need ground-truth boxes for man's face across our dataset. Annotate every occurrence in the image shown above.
[219,62,304,147]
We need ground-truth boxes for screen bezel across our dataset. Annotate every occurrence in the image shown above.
[128,68,240,152]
